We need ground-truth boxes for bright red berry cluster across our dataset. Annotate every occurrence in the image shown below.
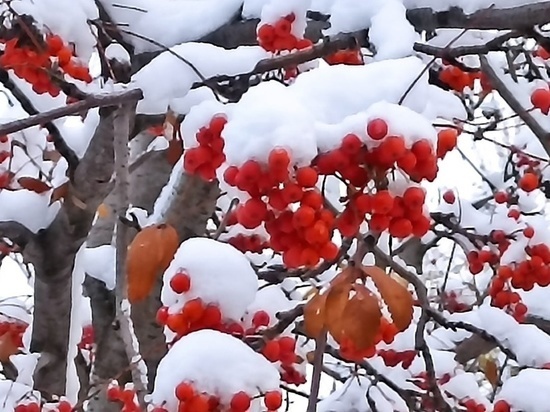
[439,65,478,92]
[224,148,339,268]
[257,13,311,53]
[325,49,363,65]
[227,233,269,254]
[441,291,470,313]
[183,116,227,181]
[0,319,28,348]
[261,336,303,381]
[15,401,74,412]
[378,349,416,368]
[460,398,487,412]
[0,34,92,96]
[173,381,283,412]
[107,384,140,412]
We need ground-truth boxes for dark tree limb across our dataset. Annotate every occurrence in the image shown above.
[480,55,550,157]
[0,221,34,248]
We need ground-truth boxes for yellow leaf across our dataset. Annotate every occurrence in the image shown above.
[97,203,110,218]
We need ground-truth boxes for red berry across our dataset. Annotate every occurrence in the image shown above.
[107,386,122,401]
[252,310,271,328]
[262,340,281,362]
[367,118,388,140]
[278,336,296,353]
[493,400,511,412]
[531,88,550,114]
[443,190,456,204]
[170,271,191,294]
[524,226,535,238]
[230,391,251,412]
[156,306,170,325]
[57,401,73,412]
[295,167,318,188]
[519,172,539,192]
[175,382,195,401]
[268,148,291,170]
[494,191,508,204]
[264,391,283,410]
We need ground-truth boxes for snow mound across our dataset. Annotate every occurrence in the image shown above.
[161,238,258,321]
[152,330,280,410]
[497,369,550,412]
[243,285,297,330]
[102,0,244,53]
[82,245,116,290]
[132,43,268,112]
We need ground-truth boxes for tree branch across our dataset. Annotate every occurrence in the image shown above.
[112,102,147,407]
[480,55,550,157]
[0,221,34,248]
[0,88,143,136]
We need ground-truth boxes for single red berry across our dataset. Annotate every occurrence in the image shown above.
[366,118,388,140]
[175,382,195,401]
[494,191,508,204]
[230,391,251,412]
[264,391,283,410]
[170,271,191,293]
[524,226,535,238]
[493,400,511,412]
[443,190,456,204]
[519,172,539,192]
[252,310,271,328]
[107,386,122,401]
[531,88,550,114]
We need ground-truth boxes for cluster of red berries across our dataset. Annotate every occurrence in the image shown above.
[325,49,363,65]
[0,34,92,96]
[439,66,478,92]
[257,13,311,53]
[441,291,470,313]
[339,318,399,362]
[460,399,487,412]
[262,336,297,365]
[172,381,283,412]
[224,148,339,268]
[15,401,73,412]
[341,187,431,239]
[227,233,269,254]
[466,249,500,275]
[183,116,227,182]
[77,324,94,351]
[0,319,28,348]
[378,349,416,369]
[531,87,550,115]
[107,384,140,412]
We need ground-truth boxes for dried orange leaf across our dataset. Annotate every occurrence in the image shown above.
[50,182,69,205]
[303,291,327,339]
[97,203,110,218]
[127,223,180,303]
[166,138,183,166]
[338,285,382,350]
[483,358,499,387]
[363,265,414,331]
[324,282,353,342]
[18,177,51,194]
[0,333,19,363]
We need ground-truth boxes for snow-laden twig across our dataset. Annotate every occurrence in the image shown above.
[0,88,143,136]
[113,102,148,408]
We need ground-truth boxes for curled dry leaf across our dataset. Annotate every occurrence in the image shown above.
[0,333,19,363]
[303,291,327,339]
[50,182,69,205]
[339,285,382,350]
[363,265,414,331]
[18,177,51,194]
[324,282,352,343]
[127,223,179,303]
[96,203,110,218]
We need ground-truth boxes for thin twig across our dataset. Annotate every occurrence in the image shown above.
[307,330,327,412]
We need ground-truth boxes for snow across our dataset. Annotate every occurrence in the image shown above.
[132,43,269,113]
[161,238,258,321]
[82,245,116,290]
[497,369,550,412]
[102,0,244,53]
[105,43,131,64]
[10,0,98,61]
[151,330,280,410]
